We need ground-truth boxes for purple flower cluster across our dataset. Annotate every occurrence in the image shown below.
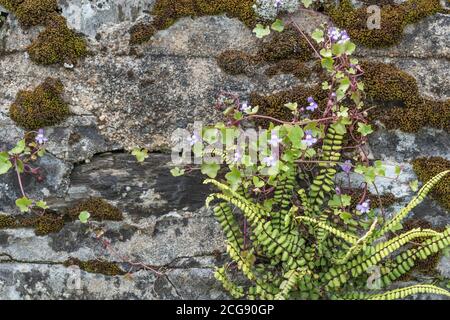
[328,27,350,44]
[306,97,318,112]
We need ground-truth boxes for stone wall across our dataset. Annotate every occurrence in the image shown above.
[0,1,448,299]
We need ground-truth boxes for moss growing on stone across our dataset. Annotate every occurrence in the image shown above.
[129,22,157,45]
[0,212,64,236]
[9,77,70,130]
[342,188,397,210]
[130,0,258,45]
[64,257,126,276]
[327,0,444,48]
[412,157,450,211]
[13,0,58,28]
[27,14,87,65]
[0,214,18,229]
[250,84,326,127]
[258,26,314,62]
[216,50,256,75]
[68,197,123,222]
[362,61,449,133]
[0,1,87,65]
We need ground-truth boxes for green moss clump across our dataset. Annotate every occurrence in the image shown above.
[21,213,65,236]
[0,212,64,236]
[13,0,58,28]
[412,157,450,211]
[129,22,157,45]
[64,257,125,276]
[216,50,256,75]
[0,0,21,12]
[327,0,444,48]
[258,26,313,62]
[9,77,70,130]
[27,14,87,65]
[130,0,257,45]
[0,214,18,229]
[68,198,123,222]
[362,61,450,133]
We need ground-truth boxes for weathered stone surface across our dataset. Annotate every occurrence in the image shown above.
[0,2,449,300]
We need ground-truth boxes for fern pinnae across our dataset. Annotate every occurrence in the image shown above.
[378,170,450,236]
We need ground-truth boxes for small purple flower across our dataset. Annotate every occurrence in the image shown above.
[306,97,318,112]
[268,133,282,147]
[340,160,352,174]
[356,200,371,213]
[35,129,48,144]
[262,155,277,167]
[187,132,201,146]
[335,187,341,195]
[240,101,251,112]
[302,130,317,147]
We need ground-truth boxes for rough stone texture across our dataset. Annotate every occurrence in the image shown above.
[0,2,449,299]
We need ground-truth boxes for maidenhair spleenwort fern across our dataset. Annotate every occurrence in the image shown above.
[207,142,450,300]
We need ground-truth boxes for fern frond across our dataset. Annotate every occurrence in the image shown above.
[324,228,442,289]
[298,216,359,244]
[309,126,344,213]
[366,285,450,300]
[378,170,450,236]
[380,228,450,287]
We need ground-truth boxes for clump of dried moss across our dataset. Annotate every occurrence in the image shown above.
[0,1,87,65]
[68,197,123,222]
[27,14,87,65]
[11,0,58,28]
[342,188,397,211]
[64,257,126,276]
[327,0,444,48]
[130,0,258,45]
[9,77,70,130]
[412,157,450,211]
[216,50,256,75]
[249,84,326,127]
[0,212,64,236]
[362,61,449,133]
[258,26,314,62]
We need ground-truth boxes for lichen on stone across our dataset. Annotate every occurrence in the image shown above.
[412,157,450,211]
[64,257,126,276]
[27,14,87,65]
[130,0,258,45]
[68,197,123,222]
[9,77,70,130]
[327,0,444,48]
[362,61,450,133]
